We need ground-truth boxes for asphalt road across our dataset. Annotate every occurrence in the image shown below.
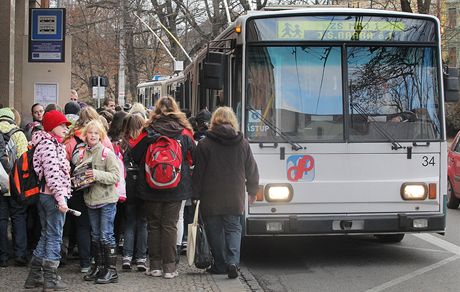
[241,209,460,292]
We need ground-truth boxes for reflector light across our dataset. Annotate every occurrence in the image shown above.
[428,183,437,199]
[256,185,264,201]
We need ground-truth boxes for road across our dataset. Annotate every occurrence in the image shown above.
[241,209,460,292]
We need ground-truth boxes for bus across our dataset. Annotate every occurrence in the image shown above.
[144,8,460,241]
[137,74,187,109]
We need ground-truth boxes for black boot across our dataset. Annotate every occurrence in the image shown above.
[84,241,103,282]
[42,259,67,291]
[24,256,44,289]
[95,245,118,284]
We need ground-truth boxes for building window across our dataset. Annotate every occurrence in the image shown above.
[448,8,457,29]
[449,47,457,67]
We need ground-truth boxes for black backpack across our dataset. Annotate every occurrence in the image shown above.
[9,144,45,205]
[0,133,9,174]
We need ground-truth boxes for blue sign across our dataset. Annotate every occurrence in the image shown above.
[29,8,66,62]
[286,155,315,182]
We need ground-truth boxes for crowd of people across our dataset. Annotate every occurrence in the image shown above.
[0,90,259,291]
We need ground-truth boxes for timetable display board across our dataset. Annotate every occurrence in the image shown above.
[29,8,66,62]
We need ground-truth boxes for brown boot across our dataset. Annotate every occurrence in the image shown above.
[24,256,43,289]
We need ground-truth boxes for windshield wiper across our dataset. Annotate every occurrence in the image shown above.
[351,102,404,150]
[247,106,303,151]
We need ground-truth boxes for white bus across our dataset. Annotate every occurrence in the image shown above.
[144,8,459,242]
[137,74,188,109]
[192,8,460,242]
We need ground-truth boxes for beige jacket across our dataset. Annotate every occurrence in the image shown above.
[80,142,120,207]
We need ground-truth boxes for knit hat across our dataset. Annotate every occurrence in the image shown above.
[42,110,71,132]
[0,108,15,121]
[196,109,212,123]
[64,101,81,115]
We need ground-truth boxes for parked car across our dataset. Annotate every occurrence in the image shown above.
[447,131,460,209]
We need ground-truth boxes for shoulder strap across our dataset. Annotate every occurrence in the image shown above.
[5,127,22,141]
[0,117,16,125]
[101,147,109,160]
[75,135,85,144]
[78,148,85,162]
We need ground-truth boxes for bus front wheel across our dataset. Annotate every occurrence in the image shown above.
[375,234,405,243]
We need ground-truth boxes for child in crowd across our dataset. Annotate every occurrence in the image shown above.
[78,120,120,284]
[121,113,148,271]
[24,110,72,290]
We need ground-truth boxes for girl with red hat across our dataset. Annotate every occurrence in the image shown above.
[24,110,72,291]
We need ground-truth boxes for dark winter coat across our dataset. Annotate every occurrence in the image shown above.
[130,116,195,202]
[192,124,259,216]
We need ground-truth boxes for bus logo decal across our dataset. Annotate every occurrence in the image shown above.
[286,155,315,182]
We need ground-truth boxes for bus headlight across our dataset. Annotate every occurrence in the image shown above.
[265,184,293,202]
[401,183,428,200]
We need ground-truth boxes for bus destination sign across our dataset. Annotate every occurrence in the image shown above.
[276,20,406,41]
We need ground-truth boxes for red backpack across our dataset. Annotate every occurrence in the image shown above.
[144,136,182,190]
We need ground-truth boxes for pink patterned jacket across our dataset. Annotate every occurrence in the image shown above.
[31,131,71,206]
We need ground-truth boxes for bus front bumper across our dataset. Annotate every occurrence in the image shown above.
[245,213,445,235]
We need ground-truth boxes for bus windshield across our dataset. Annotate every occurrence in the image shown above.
[246,45,442,142]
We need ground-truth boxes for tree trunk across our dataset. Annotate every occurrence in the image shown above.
[123,1,138,102]
[400,0,412,13]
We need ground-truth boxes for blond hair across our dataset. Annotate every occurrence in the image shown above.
[64,106,100,142]
[146,96,193,132]
[210,107,239,131]
[129,102,147,118]
[83,120,107,142]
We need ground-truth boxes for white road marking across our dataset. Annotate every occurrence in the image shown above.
[382,244,451,254]
[413,233,460,255]
[366,234,460,292]
[365,255,460,292]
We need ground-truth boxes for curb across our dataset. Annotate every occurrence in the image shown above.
[239,265,264,292]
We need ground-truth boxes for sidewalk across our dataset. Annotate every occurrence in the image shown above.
[0,255,250,292]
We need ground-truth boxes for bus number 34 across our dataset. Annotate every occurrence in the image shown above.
[422,156,435,167]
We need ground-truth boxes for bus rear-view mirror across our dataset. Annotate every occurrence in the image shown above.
[201,52,227,90]
[444,67,460,102]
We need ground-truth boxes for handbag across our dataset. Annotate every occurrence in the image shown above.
[186,201,213,269]
[187,200,199,266]
[194,213,213,269]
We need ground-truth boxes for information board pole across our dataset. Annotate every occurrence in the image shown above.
[97,77,101,108]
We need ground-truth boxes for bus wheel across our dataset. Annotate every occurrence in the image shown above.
[375,234,405,243]
[447,180,460,209]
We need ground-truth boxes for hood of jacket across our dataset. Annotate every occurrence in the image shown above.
[0,119,18,134]
[206,124,243,146]
[150,115,184,137]
[31,130,58,147]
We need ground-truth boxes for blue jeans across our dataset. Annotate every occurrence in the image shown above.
[203,215,242,272]
[123,203,147,259]
[33,194,66,261]
[87,203,117,246]
[0,195,28,261]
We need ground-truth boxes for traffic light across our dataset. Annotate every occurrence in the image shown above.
[100,76,108,87]
[90,76,98,87]
[90,76,109,87]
